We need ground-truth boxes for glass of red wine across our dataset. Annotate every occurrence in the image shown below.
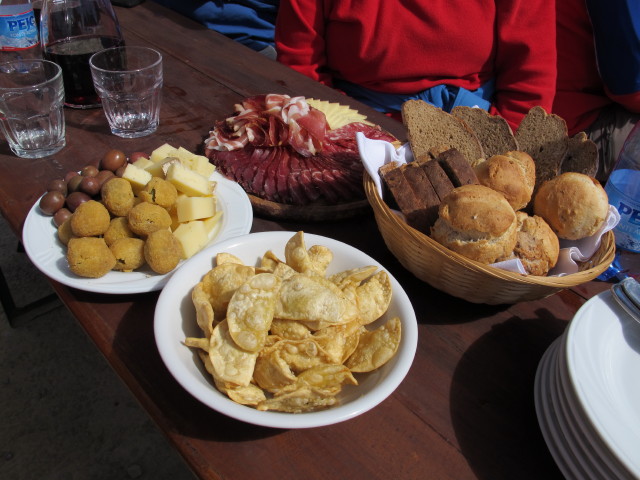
[39,0,125,109]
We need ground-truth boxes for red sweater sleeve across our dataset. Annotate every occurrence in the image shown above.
[275,0,332,85]
[490,0,557,128]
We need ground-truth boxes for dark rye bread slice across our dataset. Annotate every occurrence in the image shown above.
[415,156,455,200]
[451,105,519,157]
[435,148,479,187]
[401,100,485,166]
[379,162,438,233]
[515,106,569,190]
[560,131,598,178]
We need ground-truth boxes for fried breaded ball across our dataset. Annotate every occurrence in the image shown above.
[110,237,146,272]
[70,200,111,237]
[66,237,116,278]
[138,177,178,209]
[144,229,182,274]
[103,216,135,246]
[128,201,172,237]
[101,177,135,216]
[57,219,75,246]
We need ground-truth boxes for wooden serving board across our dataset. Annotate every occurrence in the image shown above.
[248,194,371,222]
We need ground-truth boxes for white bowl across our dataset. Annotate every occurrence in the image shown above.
[154,231,418,429]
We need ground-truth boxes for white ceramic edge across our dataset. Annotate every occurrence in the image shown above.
[21,172,252,294]
[565,290,640,476]
[534,338,580,480]
[153,231,419,429]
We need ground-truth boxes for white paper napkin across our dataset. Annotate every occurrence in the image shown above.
[357,133,620,276]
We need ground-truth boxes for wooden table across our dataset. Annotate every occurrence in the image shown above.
[0,3,611,479]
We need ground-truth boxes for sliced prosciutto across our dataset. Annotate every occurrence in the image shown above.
[204,94,396,205]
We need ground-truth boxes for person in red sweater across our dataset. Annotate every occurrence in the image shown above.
[274,0,557,131]
[554,0,640,182]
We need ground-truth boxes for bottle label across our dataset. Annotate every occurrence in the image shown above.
[0,9,39,52]
[606,169,640,253]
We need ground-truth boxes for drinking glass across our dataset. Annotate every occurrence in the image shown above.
[0,59,66,158]
[40,0,124,108]
[89,46,163,138]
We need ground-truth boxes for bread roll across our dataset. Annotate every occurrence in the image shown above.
[510,212,560,276]
[431,184,518,264]
[474,151,535,210]
[533,172,609,240]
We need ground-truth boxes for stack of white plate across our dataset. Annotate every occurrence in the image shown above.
[535,289,640,480]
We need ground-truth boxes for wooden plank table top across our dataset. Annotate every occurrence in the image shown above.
[0,3,611,479]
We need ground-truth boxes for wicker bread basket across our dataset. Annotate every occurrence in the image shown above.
[364,173,616,304]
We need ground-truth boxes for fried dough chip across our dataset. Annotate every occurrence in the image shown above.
[284,231,331,276]
[184,336,209,351]
[253,348,296,393]
[209,319,258,386]
[276,273,357,328]
[216,252,245,266]
[345,317,402,372]
[214,377,266,406]
[313,321,362,364]
[192,282,215,338]
[270,319,311,340]
[257,386,338,413]
[356,270,393,325]
[273,338,334,373]
[200,263,256,320]
[281,364,357,396]
[328,265,378,290]
[226,273,282,353]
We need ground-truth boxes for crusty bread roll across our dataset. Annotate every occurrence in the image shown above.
[431,184,518,264]
[474,151,536,210]
[533,172,609,240]
[509,212,560,276]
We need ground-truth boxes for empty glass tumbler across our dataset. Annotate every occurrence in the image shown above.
[0,59,66,158]
[89,46,162,138]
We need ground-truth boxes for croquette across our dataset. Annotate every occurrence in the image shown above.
[109,237,146,272]
[104,216,135,246]
[138,177,178,209]
[70,200,111,237]
[102,177,135,216]
[57,219,75,246]
[128,201,172,237]
[144,229,182,274]
[67,237,116,278]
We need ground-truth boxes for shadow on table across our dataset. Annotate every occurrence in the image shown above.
[449,312,566,480]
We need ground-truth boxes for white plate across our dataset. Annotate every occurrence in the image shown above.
[154,231,418,429]
[565,290,640,477]
[22,172,253,294]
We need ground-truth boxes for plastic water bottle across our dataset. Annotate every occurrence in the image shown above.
[0,1,41,63]
[600,122,640,281]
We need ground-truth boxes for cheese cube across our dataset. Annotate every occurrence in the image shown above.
[202,211,223,239]
[144,156,177,177]
[132,157,154,169]
[176,195,216,223]
[150,143,179,163]
[191,154,216,178]
[173,221,209,259]
[121,163,152,194]
[165,163,213,196]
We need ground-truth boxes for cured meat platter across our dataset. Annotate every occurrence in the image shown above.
[204,94,397,221]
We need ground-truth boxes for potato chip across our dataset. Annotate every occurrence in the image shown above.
[345,317,402,372]
[192,282,215,338]
[216,252,245,266]
[356,270,393,325]
[257,386,338,413]
[209,319,258,386]
[253,347,296,392]
[276,273,357,328]
[226,273,282,353]
[201,263,255,320]
[270,318,311,340]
